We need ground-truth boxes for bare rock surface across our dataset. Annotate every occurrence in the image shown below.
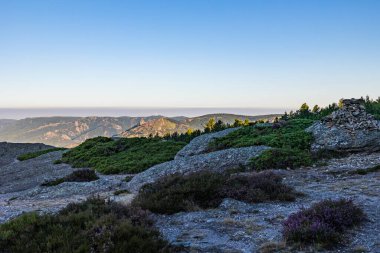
[154,153,380,253]
[0,142,53,167]
[127,145,270,193]
[307,98,380,152]
[0,150,128,223]
[174,128,240,159]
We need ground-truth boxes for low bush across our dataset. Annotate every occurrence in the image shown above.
[133,171,301,215]
[282,199,366,247]
[208,119,315,152]
[349,164,380,175]
[250,148,313,170]
[61,137,186,174]
[0,198,173,253]
[41,169,99,186]
[17,148,66,161]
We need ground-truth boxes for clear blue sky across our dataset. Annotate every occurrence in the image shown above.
[0,0,379,111]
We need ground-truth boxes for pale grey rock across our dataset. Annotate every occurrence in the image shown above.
[307,98,380,152]
[155,153,380,253]
[0,142,53,167]
[0,149,128,223]
[175,128,240,159]
[127,146,270,193]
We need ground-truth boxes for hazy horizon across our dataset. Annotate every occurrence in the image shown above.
[0,107,287,120]
[1,1,379,109]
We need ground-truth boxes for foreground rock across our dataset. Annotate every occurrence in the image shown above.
[307,98,380,152]
[154,153,380,253]
[175,128,240,159]
[0,150,128,223]
[0,142,53,167]
[127,146,269,193]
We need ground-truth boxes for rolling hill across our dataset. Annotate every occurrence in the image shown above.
[0,114,280,147]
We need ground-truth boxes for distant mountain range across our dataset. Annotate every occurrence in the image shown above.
[0,114,279,147]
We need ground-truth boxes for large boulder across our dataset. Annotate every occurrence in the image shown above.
[127,145,270,193]
[307,98,380,152]
[175,128,240,159]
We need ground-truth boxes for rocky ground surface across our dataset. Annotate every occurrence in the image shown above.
[127,145,270,193]
[175,127,240,159]
[154,153,380,253]
[0,149,128,223]
[0,142,53,167]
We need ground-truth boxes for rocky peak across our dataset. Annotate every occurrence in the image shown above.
[322,98,379,131]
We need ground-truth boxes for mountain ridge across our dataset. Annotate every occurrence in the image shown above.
[0,114,280,147]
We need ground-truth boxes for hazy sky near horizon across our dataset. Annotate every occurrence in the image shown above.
[0,0,379,111]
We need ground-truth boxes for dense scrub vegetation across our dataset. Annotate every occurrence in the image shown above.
[41,169,99,186]
[0,198,174,253]
[208,119,314,151]
[208,119,315,169]
[282,96,380,121]
[61,137,186,174]
[250,148,312,170]
[17,148,66,161]
[283,199,366,247]
[133,171,302,215]
[364,96,380,120]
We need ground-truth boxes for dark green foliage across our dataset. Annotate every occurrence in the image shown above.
[284,96,380,121]
[133,171,301,215]
[163,129,202,143]
[0,198,172,253]
[283,199,366,247]
[364,96,380,120]
[124,175,134,182]
[250,148,313,170]
[114,189,131,195]
[208,119,314,152]
[349,165,380,175]
[17,148,66,161]
[53,159,63,164]
[41,169,99,186]
[61,137,186,174]
[208,119,315,170]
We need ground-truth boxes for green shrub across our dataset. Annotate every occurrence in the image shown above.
[0,198,173,253]
[17,148,66,161]
[41,169,99,186]
[133,171,301,215]
[349,165,380,175]
[250,148,313,170]
[61,137,186,174]
[208,119,314,152]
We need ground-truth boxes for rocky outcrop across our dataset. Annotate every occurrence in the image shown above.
[127,146,270,193]
[0,149,128,223]
[307,98,380,152]
[0,142,53,167]
[154,153,380,253]
[175,128,240,159]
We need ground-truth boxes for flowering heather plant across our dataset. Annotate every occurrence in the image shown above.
[283,199,366,246]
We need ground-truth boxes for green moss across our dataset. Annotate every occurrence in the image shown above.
[17,148,66,161]
[0,198,173,253]
[61,137,186,174]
